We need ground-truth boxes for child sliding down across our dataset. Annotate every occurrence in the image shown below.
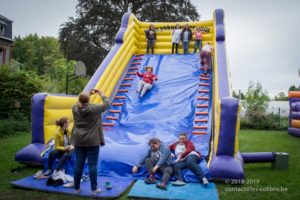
[136,66,158,98]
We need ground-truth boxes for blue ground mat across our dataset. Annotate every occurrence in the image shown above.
[128,179,219,200]
[11,175,133,198]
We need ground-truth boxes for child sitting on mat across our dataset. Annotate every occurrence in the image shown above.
[136,66,158,98]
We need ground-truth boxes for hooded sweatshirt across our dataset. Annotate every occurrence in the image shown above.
[71,94,110,147]
[136,143,172,168]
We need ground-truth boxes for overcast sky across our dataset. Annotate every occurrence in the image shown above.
[1,0,300,98]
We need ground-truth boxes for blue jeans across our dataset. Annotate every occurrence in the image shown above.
[74,146,99,191]
[183,41,189,54]
[194,40,202,53]
[173,154,205,181]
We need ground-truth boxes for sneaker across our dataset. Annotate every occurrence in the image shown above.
[63,181,74,188]
[91,188,101,196]
[34,170,43,179]
[202,177,209,185]
[144,177,157,184]
[172,180,186,186]
[43,169,53,176]
[156,182,167,190]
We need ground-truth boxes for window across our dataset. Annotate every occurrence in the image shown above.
[0,25,5,35]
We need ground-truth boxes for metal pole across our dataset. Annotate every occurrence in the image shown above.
[66,74,69,94]
[278,107,281,126]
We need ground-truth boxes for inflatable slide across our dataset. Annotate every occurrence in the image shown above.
[15,9,243,185]
[288,91,300,137]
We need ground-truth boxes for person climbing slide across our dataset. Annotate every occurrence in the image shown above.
[136,66,158,97]
[200,42,213,74]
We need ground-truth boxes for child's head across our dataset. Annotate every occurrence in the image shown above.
[175,24,180,29]
[196,27,201,31]
[145,66,153,72]
[149,24,154,30]
[148,138,161,151]
[178,133,188,144]
[184,24,189,29]
[56,117,69,130]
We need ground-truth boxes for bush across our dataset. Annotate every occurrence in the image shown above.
[241,112,288,130]
[0,113,30,138]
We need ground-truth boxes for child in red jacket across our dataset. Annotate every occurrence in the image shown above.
[169,133,208,186]
[136,66,158,97]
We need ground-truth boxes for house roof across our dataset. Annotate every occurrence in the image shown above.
[0,14,13,22]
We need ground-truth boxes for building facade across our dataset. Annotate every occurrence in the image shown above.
[0,14,13,65]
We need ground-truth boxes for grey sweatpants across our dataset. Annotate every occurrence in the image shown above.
[145,158,173,182]
[137,80,153,97]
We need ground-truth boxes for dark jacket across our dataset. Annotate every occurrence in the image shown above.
[181,28,193,41]
[71,94,110,147]
[145,29,157,40]
[169,140,201,159]
[137,143,172,168]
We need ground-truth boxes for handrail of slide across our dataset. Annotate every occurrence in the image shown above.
[208,9,244,181]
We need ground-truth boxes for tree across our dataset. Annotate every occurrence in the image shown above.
[289,85,300,91]
[59,0,200,75]
[232,90,238,98]
[242,81,270,113]
[232,90,245,100]
[274,92,288,101]
[12,34,88,94]
[0,65,44,119]
[13,34,63,75]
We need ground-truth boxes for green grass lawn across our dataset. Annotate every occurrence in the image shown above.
[1,130,299,200]
[218,130,300,200]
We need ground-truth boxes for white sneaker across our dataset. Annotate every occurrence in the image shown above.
[202,177,209,185]
[91,188,101,195]
[63,181,74,188]
[172,180,186,186]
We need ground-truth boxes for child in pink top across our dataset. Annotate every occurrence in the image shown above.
[193,27,203,53]
[136,66,158,97]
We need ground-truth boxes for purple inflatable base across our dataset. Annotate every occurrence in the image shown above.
[241,152,275,163]
[288,128,300,138]
[209,152,244,181]
[15,143,47,166]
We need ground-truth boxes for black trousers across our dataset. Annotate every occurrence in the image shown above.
[172,43,179,54]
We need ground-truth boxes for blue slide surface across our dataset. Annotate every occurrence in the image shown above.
[100,54,212,181]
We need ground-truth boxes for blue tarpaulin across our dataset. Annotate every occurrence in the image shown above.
[99,54,212,181]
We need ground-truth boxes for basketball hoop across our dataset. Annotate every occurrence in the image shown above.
[74,61,86,77]
[66,61,87,94]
